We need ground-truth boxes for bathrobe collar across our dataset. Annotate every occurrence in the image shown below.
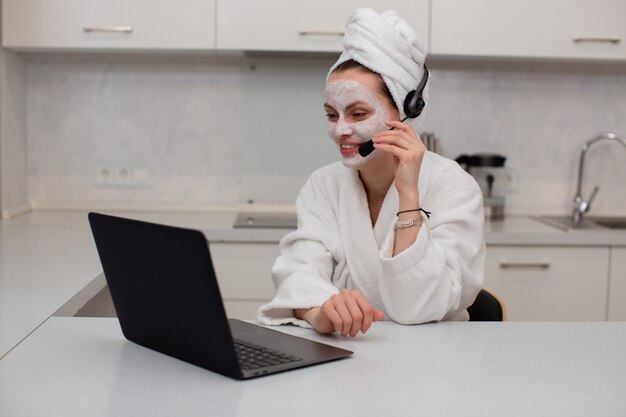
[337,152,431,306]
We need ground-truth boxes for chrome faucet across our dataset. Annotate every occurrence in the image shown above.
[573,132,626,224]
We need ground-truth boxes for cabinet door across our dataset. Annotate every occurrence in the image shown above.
[431,0,626,60]
[608,247,626,321]
[2,0,215,50]
[217,0,429,53]
[484,246,610,321]
[209,242,279,320]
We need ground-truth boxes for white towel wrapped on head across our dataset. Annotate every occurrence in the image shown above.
[328,8,428,128]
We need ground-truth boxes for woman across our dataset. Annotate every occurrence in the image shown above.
[257,9,485,337]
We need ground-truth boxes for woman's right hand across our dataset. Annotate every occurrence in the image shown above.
[297,289,384,337]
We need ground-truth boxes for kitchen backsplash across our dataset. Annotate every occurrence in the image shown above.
[26,53,626,215]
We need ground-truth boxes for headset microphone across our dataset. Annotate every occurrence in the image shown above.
[358,64,429,157]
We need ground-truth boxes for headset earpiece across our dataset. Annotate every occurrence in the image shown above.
[402,64,429,119]
[403,90,425,119]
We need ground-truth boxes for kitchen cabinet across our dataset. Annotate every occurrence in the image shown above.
[205,242,616,321]
[431,0,626,60]
[216,0,430,52]
[2,0,216,50]
[209,242,278,319]
[608,247,626,321]
[5,0,624,61]
[484,246,610,321]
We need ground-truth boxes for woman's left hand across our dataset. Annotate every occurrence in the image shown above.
[372,121,425,199]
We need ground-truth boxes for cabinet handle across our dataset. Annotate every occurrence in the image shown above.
[83,26,134,34]
[572,37,620,44]
[499,262,550,269]
[298,31,344,37]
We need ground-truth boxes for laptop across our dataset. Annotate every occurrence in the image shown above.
[87,212,352,380]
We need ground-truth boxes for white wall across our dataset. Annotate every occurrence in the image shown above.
[25,53,626,214]
[0,49,28,216]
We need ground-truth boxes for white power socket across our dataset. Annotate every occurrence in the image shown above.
[471,167,520,195]
[93,162,153,188]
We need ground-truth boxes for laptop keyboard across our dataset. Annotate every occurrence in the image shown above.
[234,341,302,370]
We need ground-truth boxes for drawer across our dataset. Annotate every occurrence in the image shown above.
[485,246,610,321]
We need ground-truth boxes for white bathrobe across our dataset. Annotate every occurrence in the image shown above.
[257,151,485,327]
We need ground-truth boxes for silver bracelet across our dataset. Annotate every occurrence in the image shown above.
[394,217,420,230]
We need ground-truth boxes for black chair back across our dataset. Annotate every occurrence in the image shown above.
[468,289,505,321]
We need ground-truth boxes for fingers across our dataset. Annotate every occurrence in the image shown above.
[373,310,385,322]
[319,302,343,333]
[334,296,354,337]
[385,120,415,133]
[345,293,368,337]
[353,291,385,331]
[320,290,381,337]
[353,291,374,333]
[373,124,425,162]
[373,123,423,149]
[373,136,423,158]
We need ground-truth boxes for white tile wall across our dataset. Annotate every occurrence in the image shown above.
[424,59,626,215]
[1,49,28,212]
[25,53,626,214]
[27,54,243,205]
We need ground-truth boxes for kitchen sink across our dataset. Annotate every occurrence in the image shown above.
[535,215,626,231]
[590,218,626,229]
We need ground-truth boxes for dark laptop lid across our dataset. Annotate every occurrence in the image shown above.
[88,212,241,378]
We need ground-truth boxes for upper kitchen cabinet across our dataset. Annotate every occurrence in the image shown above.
[216,0,430,53]
[431,0,626,60]
[2,0,216,51]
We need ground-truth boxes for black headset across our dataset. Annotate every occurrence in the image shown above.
[358,64,429,157]
[403,64,429,120]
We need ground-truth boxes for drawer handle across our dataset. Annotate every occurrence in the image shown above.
[573,37,620,44]
[83,26,134,34]
[298,31,345,37]
[499,262,550,269]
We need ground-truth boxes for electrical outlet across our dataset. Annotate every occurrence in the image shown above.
[93,162,153,188]
[94,166,115,185]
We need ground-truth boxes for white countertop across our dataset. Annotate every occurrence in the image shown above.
[2,209,625,359]
[6,209,626,245]
[485,215,626,246]
[1,317,625,417]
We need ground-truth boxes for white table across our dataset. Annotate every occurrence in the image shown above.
[0,216,102,358]
[0,209,271,359]
[1,318,625,417]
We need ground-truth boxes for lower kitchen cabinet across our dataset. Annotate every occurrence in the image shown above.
[608,247,626,321]
[207,242,618,322]
[484,246,610,321]
[209,242,279,319]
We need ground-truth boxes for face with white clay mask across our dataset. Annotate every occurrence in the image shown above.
[324,71,395,169]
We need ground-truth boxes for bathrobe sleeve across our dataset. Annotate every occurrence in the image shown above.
[257,177,340,327]
[378,188,485,324]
